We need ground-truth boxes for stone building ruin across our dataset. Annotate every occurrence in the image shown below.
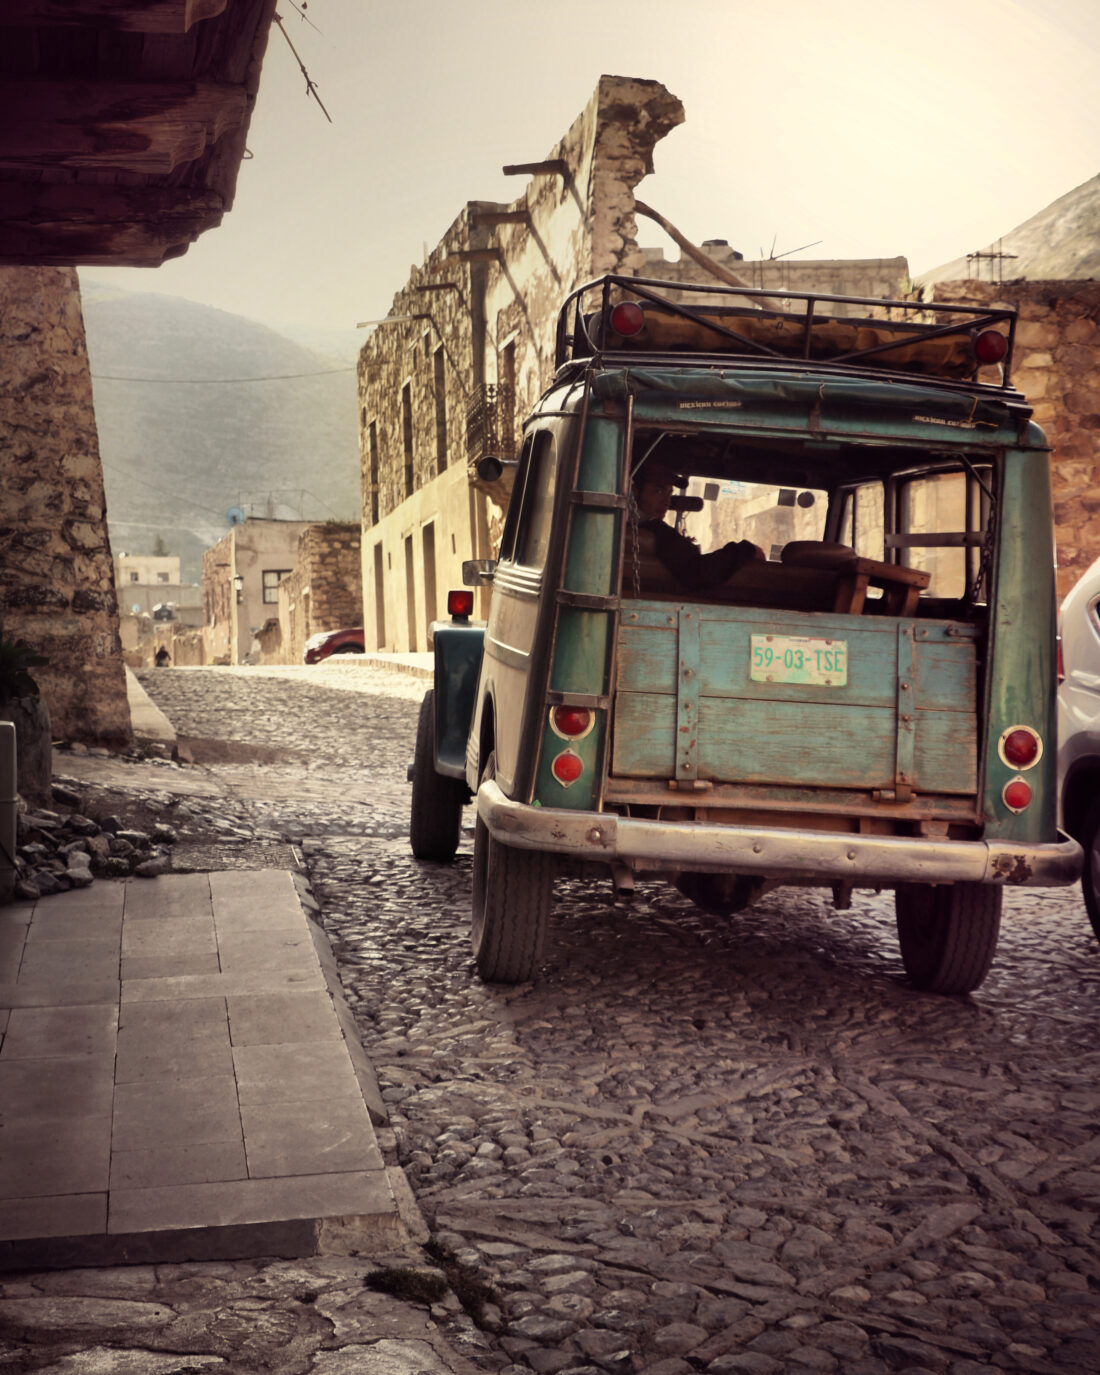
[356,76,910,654]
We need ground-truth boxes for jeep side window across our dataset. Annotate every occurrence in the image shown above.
[835,481,885,561]
[892,468,991,602]
[498,434,533,564]
[514,431,557,570]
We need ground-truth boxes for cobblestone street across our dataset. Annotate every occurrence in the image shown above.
[10,663,1100,1375]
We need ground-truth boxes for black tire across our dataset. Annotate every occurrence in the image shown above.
[895,881,1002,994]
[409,691,466,861]
[1078,797,1100,942]
[471,752,554,982]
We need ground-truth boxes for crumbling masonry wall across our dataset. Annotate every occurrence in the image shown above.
[932,280,1100,600]
[0,267,131,747]
[356,76,685,652]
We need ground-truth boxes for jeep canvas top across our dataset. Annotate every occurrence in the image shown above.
[410,275,1081,994]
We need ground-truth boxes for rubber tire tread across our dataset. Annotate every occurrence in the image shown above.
[471,752,553,983]
[895,880,1002,994]
[1078,797,1100,942]
[409,690,465,861]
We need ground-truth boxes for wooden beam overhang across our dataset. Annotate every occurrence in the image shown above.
[0,0,276,266]
[0,1,229,32]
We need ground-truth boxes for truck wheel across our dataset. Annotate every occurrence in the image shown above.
[894,881,1001,994]
[409,690,465,861]
[1078,797,1100,942]
[471,752,554,982]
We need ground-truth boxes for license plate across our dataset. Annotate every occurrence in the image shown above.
[750,634,848,687]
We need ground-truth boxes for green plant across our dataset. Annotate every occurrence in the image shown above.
[0,629,47,702]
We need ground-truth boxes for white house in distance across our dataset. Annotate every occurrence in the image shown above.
[114,552,202,622]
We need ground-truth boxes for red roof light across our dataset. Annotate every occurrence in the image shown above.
[974,330,1008,365]
[609,301,645,337]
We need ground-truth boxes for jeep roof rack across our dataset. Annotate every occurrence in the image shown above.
[554,274,1020,396]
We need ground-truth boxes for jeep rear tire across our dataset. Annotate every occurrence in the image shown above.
[409,691,466,861]
[894,881,1001,994]
[471,752,554,982]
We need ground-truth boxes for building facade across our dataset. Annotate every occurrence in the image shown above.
[202,518,310,665]
[356,76,913,654]
[277,522,363,665]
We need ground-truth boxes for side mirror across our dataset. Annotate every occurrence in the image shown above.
[462,558,497,587]
[475,456,503,483]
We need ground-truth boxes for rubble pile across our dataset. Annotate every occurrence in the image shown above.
[13,781,176,901]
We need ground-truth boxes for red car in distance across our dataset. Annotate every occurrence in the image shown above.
[303,627,365,664]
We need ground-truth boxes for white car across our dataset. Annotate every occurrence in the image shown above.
[1057,558,1100,939]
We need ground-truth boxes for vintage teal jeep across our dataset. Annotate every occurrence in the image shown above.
[410,275,1081,993]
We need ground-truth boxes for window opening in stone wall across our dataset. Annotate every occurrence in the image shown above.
[368,420,380,525]
[433,346,447,475]
[402,382,414,498]
[262,569,291,604]
[129,572,139,582]
[422,522,437,627]
[404,534,417,652]
[157,572,170,583]
[373,542,386,649]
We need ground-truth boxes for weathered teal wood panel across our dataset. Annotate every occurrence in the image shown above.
[613,694,976,793]
[911,638,978,707]
[911,710,978,793]
[618,621,679,694]
[612,692,678,777]
[618,607,977,713]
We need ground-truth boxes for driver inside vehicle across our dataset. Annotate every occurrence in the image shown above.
[631,457,765,592]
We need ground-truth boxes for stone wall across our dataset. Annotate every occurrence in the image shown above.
[639,246,909,313]
[931,279,1100,600]
[0,267,131,747]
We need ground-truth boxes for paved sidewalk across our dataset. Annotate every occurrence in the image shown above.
[0,869,404,1271]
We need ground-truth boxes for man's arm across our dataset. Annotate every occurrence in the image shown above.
[647,522,761,591]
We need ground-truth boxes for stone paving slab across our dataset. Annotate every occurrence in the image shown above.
[0,870,400,1270]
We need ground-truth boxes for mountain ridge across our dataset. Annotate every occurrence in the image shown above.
[80,283,361,583]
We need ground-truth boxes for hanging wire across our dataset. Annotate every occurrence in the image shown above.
[273,12,332,122]
[283,0,322,34]
[90,368,354,384]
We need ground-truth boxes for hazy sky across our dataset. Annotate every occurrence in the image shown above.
[82,0,1100,348]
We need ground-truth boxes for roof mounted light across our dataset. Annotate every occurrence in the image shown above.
[973,330,1008,365]
[609,301,645,338]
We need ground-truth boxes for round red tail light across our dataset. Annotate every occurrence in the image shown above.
[609,301,645,337]
[999,725,1042,770]
[974,330,1008,365]
[551,750,584,787]
[1003,778,1032,813]
[551,705,592,738]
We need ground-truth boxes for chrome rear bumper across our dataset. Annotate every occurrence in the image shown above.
[477,781,1082,887]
